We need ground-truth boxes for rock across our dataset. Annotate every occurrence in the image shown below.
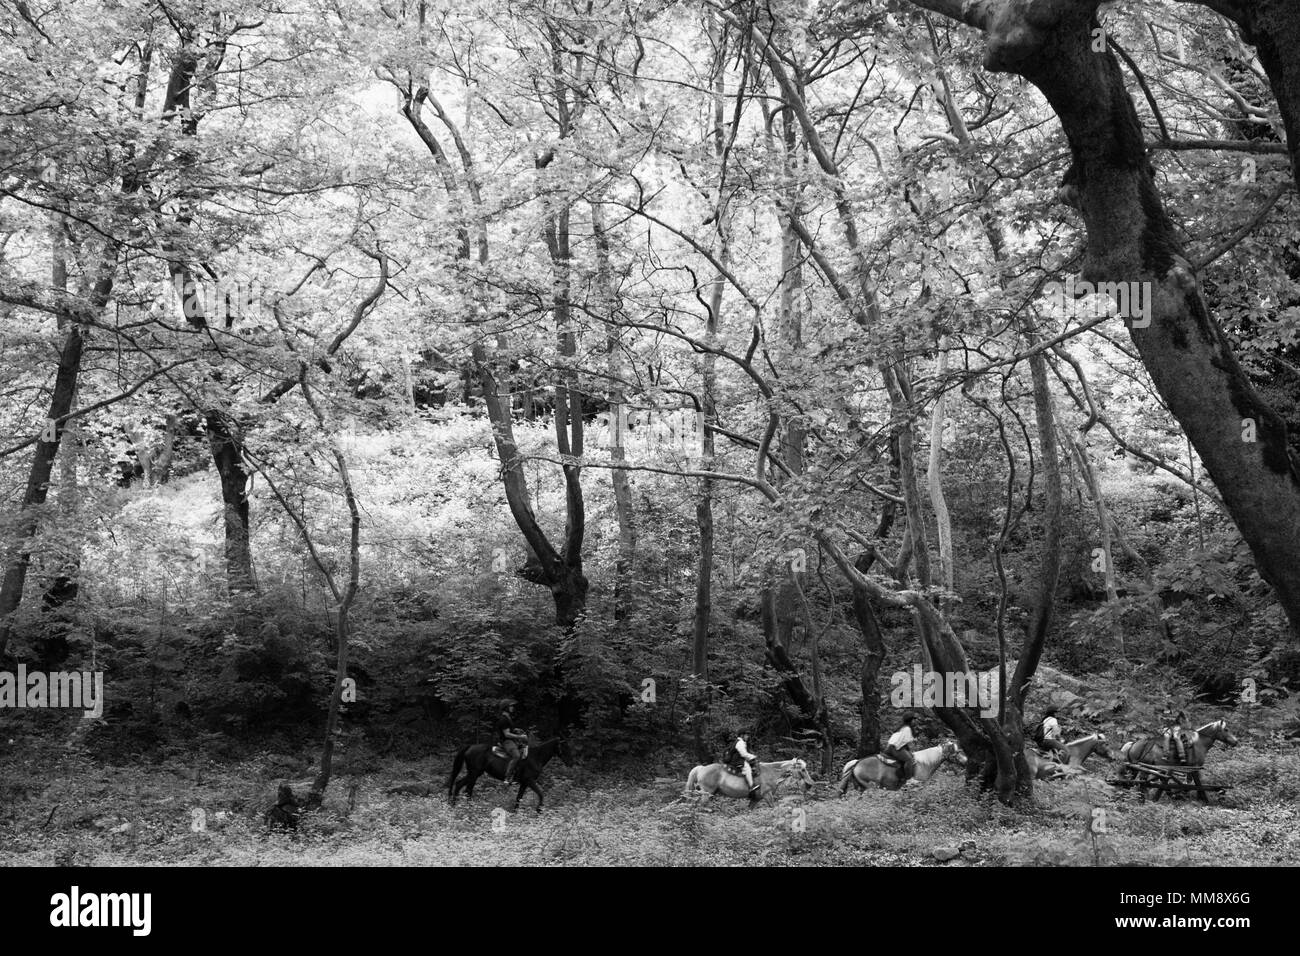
[1049,689,1084,712]
[932,845,960,861]
[1036,663,1088,695]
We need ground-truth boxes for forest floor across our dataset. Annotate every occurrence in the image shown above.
[3,738,1298,866]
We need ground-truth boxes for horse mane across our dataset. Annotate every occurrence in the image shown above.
[913,742,948,765]
[760,757,802,769]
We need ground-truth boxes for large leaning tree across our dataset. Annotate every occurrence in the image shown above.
[900,0,1300,640]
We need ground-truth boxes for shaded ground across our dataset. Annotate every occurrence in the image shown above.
[2,740,1297,866]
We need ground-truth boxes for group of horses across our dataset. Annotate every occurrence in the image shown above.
[439,719,1239,811]
[681,719,1240,805]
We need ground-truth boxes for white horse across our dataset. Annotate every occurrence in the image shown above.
[1026,732,1113,780]
[839,740,965,793]
[683,758,814,804]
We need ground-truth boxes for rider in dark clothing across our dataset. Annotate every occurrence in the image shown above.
[1161,710,1189,764]
[495,707,529,783]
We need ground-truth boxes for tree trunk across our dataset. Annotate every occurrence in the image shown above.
[206,411,255,596]
[40,210,82,621]
[591,202,637,620]
[760,583,822,735]
[0,286,101,657]
[0,325,84,656]
[849,546,889,757]
[691,487,714,762]
[927,340,954,615]
[306,597,353,811]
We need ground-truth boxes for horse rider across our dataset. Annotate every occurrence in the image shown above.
[1038,705,1067,760]
[730,735,760,803]
[1161,709,1190,765]
[884,714,918,783]
[495,705,529,783]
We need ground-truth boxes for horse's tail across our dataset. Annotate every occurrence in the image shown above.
[684,765,701,796]
[839,758,859,780]
[447,745,469,797]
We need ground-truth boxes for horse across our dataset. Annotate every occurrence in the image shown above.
[683,758,814,805]
[1119,719,1238,802]
[1025,732,1113,780]
[447,737,572,812]
[839,739,965,794]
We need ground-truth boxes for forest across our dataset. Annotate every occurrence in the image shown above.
[1,0,1299,867]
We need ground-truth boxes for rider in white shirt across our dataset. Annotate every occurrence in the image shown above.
[733,736,759,800]
[1039,706,1066,760]
[884,715,917,782]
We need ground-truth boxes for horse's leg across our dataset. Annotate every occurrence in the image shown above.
[528,779,544,813]
[854,763,872,793]
[1192,770,1209,804]
[1149,773,1165,802]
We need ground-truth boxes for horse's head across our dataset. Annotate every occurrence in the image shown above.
[1092,734,1113,760]
[1201,719,1238,747]
[792,758,815,791]
[780,759,811,790]
[943,739,968,766]
[556,739,575,766]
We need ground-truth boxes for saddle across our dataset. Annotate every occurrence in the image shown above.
[492,744,528,759]
[876,753,899,766]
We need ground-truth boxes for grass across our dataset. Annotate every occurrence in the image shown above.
[2,739,1297,866]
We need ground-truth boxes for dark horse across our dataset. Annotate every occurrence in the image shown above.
[447,737,571,812]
